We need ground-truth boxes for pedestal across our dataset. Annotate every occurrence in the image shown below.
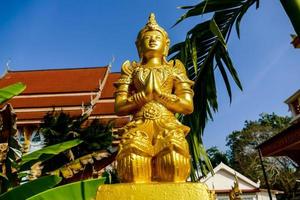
[96,182,210,200]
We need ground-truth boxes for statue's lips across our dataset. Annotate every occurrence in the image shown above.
[149,43,158,47]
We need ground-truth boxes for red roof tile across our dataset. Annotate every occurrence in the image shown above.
[0,67,108,94]
[16,110,82,120]
[0,66,128,125]
[92,102,115,115]
[8,95,94,108]
[101,73,120,98]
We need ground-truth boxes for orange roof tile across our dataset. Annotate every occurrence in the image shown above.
[0,66,128,126]
[16,110,82,120]
[92,102,115,115]
[8,95,94,108]
[0,67,108,94]
[101,73,120,98]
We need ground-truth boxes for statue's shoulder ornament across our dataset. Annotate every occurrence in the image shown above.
[115,60,136,86]
[171,59,194,85]
[120,60,134,76]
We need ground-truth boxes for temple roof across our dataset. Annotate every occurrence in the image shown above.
[0,66,129,126]
[0,67,108,94]
[257,121,300,165]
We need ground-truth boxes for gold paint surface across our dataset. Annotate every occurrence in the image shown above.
[114,13,195,183]
[96,183,210,200]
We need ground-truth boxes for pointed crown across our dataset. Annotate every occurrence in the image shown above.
[137,13,168,40]
[136,13,170,58]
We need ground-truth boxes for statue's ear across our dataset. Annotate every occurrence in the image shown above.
[163,39,170,56]
[135,40,143,59]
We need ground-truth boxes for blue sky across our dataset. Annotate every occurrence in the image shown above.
[0,1,299,151]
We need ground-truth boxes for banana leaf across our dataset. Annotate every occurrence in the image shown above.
[28,177,105,200]
[0,175,62,200]
[0,82,26,104]
[19,139,83,171]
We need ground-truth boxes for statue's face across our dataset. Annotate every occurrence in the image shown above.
[141,30,165,58]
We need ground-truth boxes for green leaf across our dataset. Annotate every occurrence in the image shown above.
[191,38,198,75]
[28,178,105,200]
[173,0,244,27]
[171,0,258,181]
[280,0,300,36]
[235,1,255,38]
[219,45,243,90]
[0,175,62,200]
[209,19,227,48]
[0,82,26,104]
[19,139,83,171]
[215,51,232,102]
[0,173,8,180]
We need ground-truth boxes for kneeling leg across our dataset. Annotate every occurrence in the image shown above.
[153,130,190,182]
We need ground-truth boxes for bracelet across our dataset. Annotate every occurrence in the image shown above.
[132,92,146,107]
[159,93,179,104]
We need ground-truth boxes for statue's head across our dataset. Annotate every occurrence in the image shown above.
[136,13,170,61]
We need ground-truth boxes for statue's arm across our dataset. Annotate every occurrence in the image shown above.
[114,61,146,115]
[156,59,194,115]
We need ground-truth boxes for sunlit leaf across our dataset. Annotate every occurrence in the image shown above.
[0,82,26,104]
[19,139,83,171]
[209,19,227,48]
[28,178,105,200]
[0,175,62,200]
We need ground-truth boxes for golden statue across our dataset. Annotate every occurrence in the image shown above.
[114,13,194,183]
[96,13,210,200]
[229,174,242,200]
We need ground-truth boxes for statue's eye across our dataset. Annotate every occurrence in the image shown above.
[156,36,161,40]
[144,36,151,40]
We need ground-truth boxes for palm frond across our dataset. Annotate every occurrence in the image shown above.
[170,0,259,180]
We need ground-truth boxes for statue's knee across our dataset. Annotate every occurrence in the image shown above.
[153,130,190,182]
[116,130,153,183]
[152,150,190,182]
[117,152,152,183]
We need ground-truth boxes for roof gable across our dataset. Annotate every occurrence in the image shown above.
[201,163,260,190]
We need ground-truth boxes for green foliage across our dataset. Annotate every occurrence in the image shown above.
[0,82,26,190]
[0,111,112,197]
[0,175,62,200]
[41,112,85,145]
[80,119,113,153]
[40,112,112,152]
[102,169,120,184]
[226,113,298,197]
[182,114,213,180]
[171,0,259,180]
[207,146,229,167]
[39,111,113,172]
[0,82,26,104]
[27,178,105,200]
[280,0,300,37]
[19,139,83,171]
